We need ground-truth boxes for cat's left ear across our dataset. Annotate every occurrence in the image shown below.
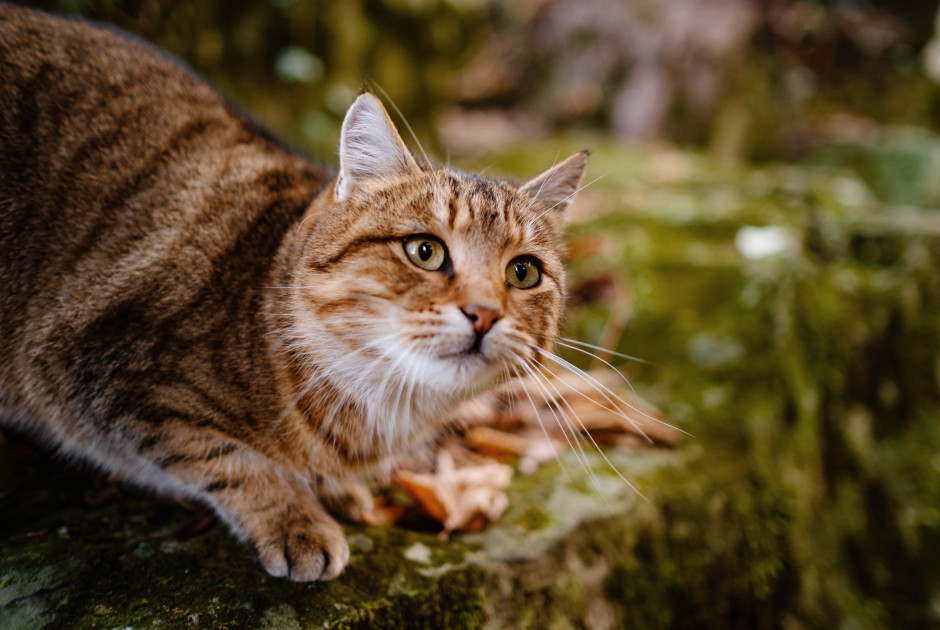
[335,92,419,201]
[517,150,590,215]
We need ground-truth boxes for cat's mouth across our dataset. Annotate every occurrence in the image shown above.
[438,335,494,364]
[440,345,487,361]
[467,331,485,355]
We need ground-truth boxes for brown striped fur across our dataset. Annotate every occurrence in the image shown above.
[0,4,588,581]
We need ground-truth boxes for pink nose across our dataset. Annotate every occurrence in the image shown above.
[461,304,501,335]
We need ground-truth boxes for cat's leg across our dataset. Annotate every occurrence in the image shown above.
[136,421,349,581]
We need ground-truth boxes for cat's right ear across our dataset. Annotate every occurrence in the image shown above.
[517,150,589,215]
[335,92,419,201]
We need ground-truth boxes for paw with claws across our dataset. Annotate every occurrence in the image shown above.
[247,503,350,581]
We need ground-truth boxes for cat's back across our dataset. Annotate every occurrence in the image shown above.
[0,3,322,220]
[0,2,326,304]
[0,2,231,188]
[0,4,327,426]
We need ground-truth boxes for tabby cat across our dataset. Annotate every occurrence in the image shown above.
[0,4,587,581]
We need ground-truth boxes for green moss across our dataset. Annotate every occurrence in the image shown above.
[516,506,552,532]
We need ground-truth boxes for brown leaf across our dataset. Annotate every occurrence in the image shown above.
[396,449,513,537]
[360,497,409,526]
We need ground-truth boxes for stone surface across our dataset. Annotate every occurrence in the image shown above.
[0,438,676,628]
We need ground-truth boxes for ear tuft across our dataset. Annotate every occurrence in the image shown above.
[335,92,418,200]
[518,150,590,215]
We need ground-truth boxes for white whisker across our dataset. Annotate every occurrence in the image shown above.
[526,359,607,496]
[522,150,562,216]
[534,170,610,221]
[519,359,598,489]
[555,340,643,404]
[558,337,650,365]
[370,83,448,212]
[501,360,517,421]
[512,360,572,483]
[476,158,505,176]
[372,84,433,174]
[527,358,647,500]
[532,345,689,439]
[346,292,397,306]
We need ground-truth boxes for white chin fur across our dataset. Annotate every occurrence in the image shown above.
[298,304,518,440]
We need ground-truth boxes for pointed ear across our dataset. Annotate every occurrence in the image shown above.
[517,151,590,214]
[335,92,418,201]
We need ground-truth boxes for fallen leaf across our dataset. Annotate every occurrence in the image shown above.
[396,449,513,537]
[360,497,409,526]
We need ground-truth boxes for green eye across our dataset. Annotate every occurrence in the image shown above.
[404,235,447,271]
[506,256,541,289]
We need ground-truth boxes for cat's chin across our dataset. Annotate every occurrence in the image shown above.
[433,351,513,397]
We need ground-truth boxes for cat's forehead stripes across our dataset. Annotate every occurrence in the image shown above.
[417,169,561,252]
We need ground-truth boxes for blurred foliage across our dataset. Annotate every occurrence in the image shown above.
[18,0,940,172]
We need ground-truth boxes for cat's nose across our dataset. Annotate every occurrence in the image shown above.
[461,304,501,335]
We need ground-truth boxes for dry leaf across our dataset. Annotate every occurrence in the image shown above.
[360,497,409,526]
[396,449,513,537]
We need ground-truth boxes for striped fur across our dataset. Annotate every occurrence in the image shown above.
[0,4,587,581]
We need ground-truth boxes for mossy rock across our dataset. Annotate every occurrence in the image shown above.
[1,438,683,628]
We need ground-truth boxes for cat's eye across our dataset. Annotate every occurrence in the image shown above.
[506,256,541,289]
[404,235,447,271]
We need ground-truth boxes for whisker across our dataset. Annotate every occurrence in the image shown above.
[532,345,691,439]
[527,359,647,500]
[522,150,562,216]
[370,83,448,211]
[346,292,398,306]
[534,170,610,221]
[558,337,651,365]
[512,360,572,483]
[535,346,653,441]
[526,360,607,496]
[263,289,397,311]
[555,340,643,404]
[476,158,506,176]
[372,83,433,173]
[519,359,598,489]
[501,360,517,421]
[295,212,316,236]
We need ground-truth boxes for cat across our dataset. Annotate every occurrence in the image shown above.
[0,3,587,581]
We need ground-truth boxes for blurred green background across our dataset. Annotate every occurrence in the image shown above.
[19,0,940,167]
[10,0,940,627]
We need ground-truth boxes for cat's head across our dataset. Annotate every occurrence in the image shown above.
[284,92,587,436]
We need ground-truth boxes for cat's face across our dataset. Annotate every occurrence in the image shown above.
[299,169,566,395]
[281,93,587,435]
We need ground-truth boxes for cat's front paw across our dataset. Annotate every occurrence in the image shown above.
[249,506,350,581]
